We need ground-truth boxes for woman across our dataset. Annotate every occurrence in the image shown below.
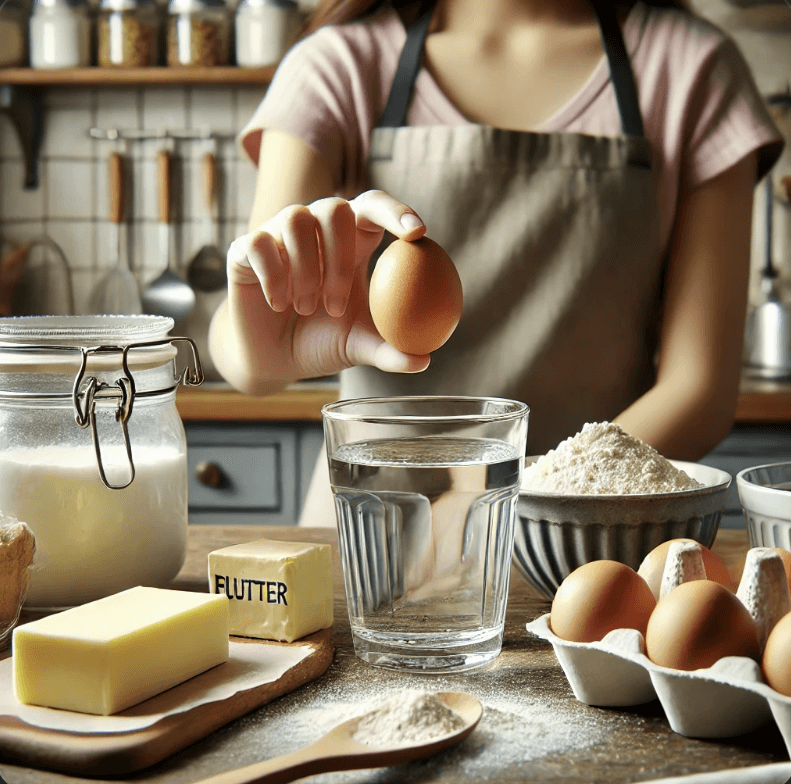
[209,0,783,524]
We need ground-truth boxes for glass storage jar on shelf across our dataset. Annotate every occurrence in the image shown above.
[0,0,28,67]
[234,0,299,68]
[167,0,230,67]
[0,315,204,610]
[29,0,91,69]
[98,0,160,67]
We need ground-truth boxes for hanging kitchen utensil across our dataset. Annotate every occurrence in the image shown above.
[187,150,228,293]
[743,173,791,379]
[90,151,143,315]
[0,243,29,316]
[11,235,74,316]
[141,149,196,329]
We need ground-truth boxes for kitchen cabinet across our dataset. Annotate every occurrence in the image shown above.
[177,379,791,526]
[185,420,323,525]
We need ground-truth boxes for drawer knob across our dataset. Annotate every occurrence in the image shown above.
[195,461,224,488]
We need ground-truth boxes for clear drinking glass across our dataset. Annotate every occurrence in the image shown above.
[323,396,528,673]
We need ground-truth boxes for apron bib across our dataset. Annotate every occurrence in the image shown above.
[301,1,662,526]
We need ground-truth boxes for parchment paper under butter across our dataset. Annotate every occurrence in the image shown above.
[0,640,312,734]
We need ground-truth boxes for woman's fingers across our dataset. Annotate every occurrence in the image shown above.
[346,323,431,373]
[277,205,321,315]
[227,190,425,315]
[311,198,357,318]
[350,190,426,244]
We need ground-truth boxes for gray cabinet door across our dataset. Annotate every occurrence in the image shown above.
[185,422,324,525]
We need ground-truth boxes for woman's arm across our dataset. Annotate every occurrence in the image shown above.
[208,130,428,397]
[614,153,757,460]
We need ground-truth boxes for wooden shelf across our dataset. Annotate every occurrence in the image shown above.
[0,65,277,86]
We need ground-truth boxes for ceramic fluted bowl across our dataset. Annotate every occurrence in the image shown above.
[512,459,731,600]
[736,462,791,549]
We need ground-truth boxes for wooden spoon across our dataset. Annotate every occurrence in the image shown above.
[197,691,482,784]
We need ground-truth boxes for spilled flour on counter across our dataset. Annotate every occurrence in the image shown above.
[216,656,633,783]
[352,690,466,748]
[522,422,702,495]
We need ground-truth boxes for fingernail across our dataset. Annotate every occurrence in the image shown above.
[374,342,412,373]
[326,296,346,318]
[400,212,423,232]
[295,296,315,315]
[267,294,285,312]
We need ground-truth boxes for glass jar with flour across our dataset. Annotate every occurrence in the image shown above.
[0,315,203,610]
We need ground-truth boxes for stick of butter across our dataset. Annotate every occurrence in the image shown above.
[13,586,229,715]
[208,539,333,643]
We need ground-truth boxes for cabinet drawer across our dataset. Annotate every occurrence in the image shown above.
[185,423,298,525]
[188,443,285,511]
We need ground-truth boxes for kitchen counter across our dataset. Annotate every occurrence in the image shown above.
[176,376,791,423]
[2,526,789,784]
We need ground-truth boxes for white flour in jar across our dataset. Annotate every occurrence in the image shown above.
[0,444,187,608]
[521,422,702,495]
[352,690,466,748]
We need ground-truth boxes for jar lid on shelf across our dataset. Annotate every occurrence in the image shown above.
[32,0,90,11]
[236,0,297,8]
[167,0,227,14]
[98,0,158,12]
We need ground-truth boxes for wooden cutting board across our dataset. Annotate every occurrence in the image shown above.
[0,628,333,776]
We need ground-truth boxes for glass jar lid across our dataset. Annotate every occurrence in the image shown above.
[0,315,179,374]
[98,0,157,12]
[236,0,297,8]
[167,0,227,14]
[32,0,90,12]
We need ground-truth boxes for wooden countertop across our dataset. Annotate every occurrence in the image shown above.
[176,377,791,423]
[2,526,787,784]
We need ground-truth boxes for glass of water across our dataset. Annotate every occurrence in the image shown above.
[322,396,528,673]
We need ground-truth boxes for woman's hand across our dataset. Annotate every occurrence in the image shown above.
[210,190,430,396]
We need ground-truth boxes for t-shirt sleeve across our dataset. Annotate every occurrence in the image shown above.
[238,27,376,194]
[683,34,783,188]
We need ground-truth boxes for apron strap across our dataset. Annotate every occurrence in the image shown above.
[377,0,645,139]
[590,2,644,138]
[377,1,435,128]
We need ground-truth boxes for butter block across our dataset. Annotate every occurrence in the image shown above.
[13,586,229,715]
[208,538,333,643]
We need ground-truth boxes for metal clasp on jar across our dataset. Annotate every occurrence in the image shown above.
[72,336,203,489]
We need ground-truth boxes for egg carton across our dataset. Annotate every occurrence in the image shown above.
[526,613,791,754]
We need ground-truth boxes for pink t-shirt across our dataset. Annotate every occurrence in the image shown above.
[240,1,783,256]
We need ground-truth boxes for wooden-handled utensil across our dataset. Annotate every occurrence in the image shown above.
[90,152,142,315]
[187,151,227,293]
[141,149,196,327]
[194,692,482,784]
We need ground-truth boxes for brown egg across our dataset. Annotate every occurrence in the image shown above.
[646,580,759,671]
[368,237,463,355]
[550,560,656,643]
[637,538,733,600]
[762,611,791,695]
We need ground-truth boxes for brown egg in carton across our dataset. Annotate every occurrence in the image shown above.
[526,542,791,752]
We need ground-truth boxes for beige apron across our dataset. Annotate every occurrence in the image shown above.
[300,1,661,527]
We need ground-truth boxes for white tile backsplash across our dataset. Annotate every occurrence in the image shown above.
[0,160,45,219]
[189,88,237,135]
[46,220,96,271]
[41,107,95,159]
[45,160,95,219]
[0,114,24,161]
[141,89,188,137]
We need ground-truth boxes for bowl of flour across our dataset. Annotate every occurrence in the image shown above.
[514,422,731,599]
